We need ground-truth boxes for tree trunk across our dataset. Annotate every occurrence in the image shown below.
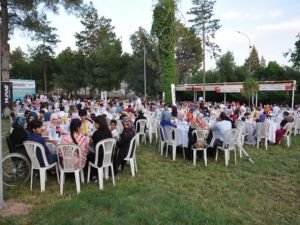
[1,0,10,81]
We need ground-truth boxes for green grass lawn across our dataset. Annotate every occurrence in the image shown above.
[1,118,300,225]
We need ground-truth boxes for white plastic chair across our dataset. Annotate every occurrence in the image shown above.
[215,129,239,166]
[148,118,159,144]
[23,141,59,192]
[87,138,116,190]
[164,126,185,161]
[283,122,293,147]
[57,144,85,195]
[124,134,138,177]
[158,125,167,155]
[293,117,300,136]
[256,122,270,150]
[235,120,248,147]
[191,129,209,166]
[135,119,147,146]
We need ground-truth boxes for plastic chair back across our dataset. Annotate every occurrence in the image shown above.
[125,135,137,160]
[222,129,239,150]
[136,119,147,133]
[256,122,270,138]
[23,141,49,168]
[57,144,83,171]
[94,138,116,167]
[192,129,209,143]
[164,126,176,143]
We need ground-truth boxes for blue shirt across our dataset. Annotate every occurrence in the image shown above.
[27,132,57,167]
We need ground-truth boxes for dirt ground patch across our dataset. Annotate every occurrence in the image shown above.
[0,199,31,218]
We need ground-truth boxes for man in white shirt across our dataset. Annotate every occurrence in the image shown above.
[211,112,232,142]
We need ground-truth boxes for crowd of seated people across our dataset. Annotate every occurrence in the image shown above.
[8,94,299,183]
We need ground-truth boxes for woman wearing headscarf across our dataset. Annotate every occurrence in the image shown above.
[46,113,61,137]
[114,116,136,174]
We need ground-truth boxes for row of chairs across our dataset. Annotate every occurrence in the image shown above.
[23,134,138,194]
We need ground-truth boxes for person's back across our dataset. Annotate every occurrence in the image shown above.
[212,112,232,142]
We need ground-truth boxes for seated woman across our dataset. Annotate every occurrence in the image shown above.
[114,117,135,174]
[61,118,89,169]
[275,111,293,144]
[46,114,61,137]
[27,119,57,167]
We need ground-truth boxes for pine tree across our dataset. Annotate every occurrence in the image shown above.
[245,46,260,74]
[187,0,221,101]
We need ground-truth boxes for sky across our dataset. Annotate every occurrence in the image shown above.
[10,0,300,69]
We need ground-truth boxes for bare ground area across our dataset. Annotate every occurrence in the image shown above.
[0,200,31,218]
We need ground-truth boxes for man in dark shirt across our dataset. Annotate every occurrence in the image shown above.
[27,119,57,167]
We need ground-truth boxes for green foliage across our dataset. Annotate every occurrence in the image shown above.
[55,48,86,94]
[10,48,31,79]
[29,19,60,93]
[75,2,116,56]
[87,41,125,91]
[152,0,177,104]
[127,28,161,97]
[1,0,83,80]
[175,21,202,83]
[285,33,300,71]
[245,46,260,74]
[242,77,259,104]
[188,0,221,59]
[216,51,236,82]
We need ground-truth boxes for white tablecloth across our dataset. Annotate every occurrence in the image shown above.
[265,120,280,143]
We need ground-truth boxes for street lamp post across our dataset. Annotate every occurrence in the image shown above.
[237,31,252,75]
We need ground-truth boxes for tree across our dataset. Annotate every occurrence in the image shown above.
[175,21,202,83]
[284,33,300,71]
[188,0,221,101]
[216,51,236,82]
[56,48,86,95]
[87,41,125,91]
[30,19,60,93]
[127,27,160,97]
[245,46,260,74]
[75,2,116,56]
[152,0,177,104]
[0,0,83,81]
[10,47,30,79]
[243,77,259,105]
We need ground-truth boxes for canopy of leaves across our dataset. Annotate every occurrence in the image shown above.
[216,51,236,82]
[152,0,177,103]
[245,46,260,74]
[175,21,202,83]
[75,2,116,56]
